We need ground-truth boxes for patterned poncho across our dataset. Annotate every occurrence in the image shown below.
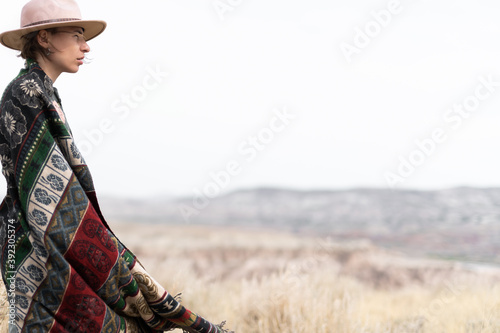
[0,60,231,333]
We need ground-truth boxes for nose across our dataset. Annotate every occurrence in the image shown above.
[81,41,90,53]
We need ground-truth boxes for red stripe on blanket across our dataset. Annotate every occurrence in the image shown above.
[49,268,107,332]
[64,204,119,290]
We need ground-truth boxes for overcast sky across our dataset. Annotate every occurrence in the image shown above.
[1,0,500,199]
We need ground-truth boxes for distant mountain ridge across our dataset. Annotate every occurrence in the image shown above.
[99,187,500,264]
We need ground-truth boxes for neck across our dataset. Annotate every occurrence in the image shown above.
[35,55,61,82]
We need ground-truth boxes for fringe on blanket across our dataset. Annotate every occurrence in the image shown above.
[182,321,234,333]
[174,293,235,333]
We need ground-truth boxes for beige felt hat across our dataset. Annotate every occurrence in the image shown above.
[0,0,107,51]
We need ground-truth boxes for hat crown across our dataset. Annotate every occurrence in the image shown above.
[21,0,82,28]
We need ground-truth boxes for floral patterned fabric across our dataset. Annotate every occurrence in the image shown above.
[0,60,232,333]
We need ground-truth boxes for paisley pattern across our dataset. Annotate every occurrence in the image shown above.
[0,144,13,178]
[0,101,27,148]
[12,73,43,109]
[0,60,233,333]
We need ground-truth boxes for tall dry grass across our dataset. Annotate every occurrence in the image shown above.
[165,266,500,333]
[2,223,500,332]
[1,282,7,332]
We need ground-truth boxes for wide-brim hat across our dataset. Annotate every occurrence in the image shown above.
[0,0,106,51]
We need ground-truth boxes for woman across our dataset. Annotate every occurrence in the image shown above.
[0,0,232,332]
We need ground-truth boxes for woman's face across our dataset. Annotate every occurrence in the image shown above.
[45,26,90,75]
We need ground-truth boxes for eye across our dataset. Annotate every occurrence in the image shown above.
[74,34,86,42]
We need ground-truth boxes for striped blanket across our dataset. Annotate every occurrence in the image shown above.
[0,60,231,333]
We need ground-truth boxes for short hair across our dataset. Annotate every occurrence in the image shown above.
[19,28,57,60]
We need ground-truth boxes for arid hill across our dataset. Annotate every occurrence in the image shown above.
[100,187,500,265]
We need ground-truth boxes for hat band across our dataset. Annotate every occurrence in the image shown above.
[23,17,81,28]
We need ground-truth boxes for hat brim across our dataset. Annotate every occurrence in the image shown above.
[0,20,106,51]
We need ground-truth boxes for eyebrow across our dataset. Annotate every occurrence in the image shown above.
[59,28,84,34]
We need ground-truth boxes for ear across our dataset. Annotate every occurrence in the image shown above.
[37,30,50,48]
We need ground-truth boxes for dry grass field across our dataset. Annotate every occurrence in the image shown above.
[2,222,500,332]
